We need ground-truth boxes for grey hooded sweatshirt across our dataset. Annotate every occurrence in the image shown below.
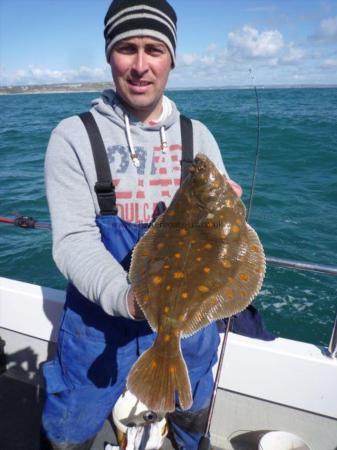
[45,90,229,318]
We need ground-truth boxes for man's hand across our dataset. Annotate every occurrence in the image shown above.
[127,287,145,320]
[227,179,243,198]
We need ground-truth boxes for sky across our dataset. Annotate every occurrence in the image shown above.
[0,0,337,88]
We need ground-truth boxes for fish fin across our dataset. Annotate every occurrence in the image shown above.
[127,334,192,413]
[182,224,265,336]
[131,282,158,332]
[129,221,162,331]
[129,216,165,283]
[130,214,178,332]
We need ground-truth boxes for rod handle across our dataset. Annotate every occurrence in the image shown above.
[198,435,211,450]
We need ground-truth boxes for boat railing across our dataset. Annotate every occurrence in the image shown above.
[266,256,337,360]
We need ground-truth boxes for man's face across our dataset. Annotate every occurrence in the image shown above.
[110,36,172,123]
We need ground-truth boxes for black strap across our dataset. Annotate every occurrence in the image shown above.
[180,114,194,183]
[79,112,117,215]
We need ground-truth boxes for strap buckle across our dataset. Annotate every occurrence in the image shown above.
[94,181,114,194]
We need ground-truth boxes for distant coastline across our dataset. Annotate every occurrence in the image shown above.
[0,81,336,95]
[0,82,113,96]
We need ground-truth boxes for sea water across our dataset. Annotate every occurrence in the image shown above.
[0,87,336,346]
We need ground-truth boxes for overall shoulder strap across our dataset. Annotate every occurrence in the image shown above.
[180,114,194,183]
[78,112,117,215]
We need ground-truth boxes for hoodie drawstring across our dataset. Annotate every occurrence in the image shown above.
[124,113,168,167]
[160,127,168,153]
[124,113,140,167]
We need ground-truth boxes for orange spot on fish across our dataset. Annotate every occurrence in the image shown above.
[169,366,176,374]
[178,241,184,246]
[143,295,149,303]
[166,285,172,291]
[174,272,185,279]
[163,264,170,269]
[143,250,150,257]
[222,260,231,268]
[174,253,181,259]
[181,292,188,299]
[204,243,212,249]
[164,306,170,313]
[168,210,176,216]
[178,314,185,321]
[251,244,259,252]
[198,285,209,293]
[179,228,188,236]
[164,335,171,342]
[239,273,249,282]
[224,287,234,299]
[191,240,196,244]
[232,225,240,233]
[196,256,202,262]
[151,360,158,369]
[236,219,242,225]
[152,276,163,285]
[157,242,165,250]
[203,267,210,273]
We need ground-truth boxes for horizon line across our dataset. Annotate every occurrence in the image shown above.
[1,81,337,91]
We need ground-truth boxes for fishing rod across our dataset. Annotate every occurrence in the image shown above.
[198,69,262,450]
[246,68,261,222]
[0,215,51,230]
[198,317,232,450]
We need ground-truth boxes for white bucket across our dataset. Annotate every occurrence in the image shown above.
[258,431,310,450]
[112,390,167,449]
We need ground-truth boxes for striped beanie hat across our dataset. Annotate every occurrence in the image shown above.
[104,0,177,66]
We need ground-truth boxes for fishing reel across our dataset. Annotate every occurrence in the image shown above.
[14,216,36,228]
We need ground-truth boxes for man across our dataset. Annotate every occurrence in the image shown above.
[41,1,242,449]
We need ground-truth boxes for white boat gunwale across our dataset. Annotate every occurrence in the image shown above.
[1,275,337,421]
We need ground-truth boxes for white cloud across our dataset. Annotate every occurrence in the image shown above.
[320,16,337,39]
[281,43,306,64]
[171,20,337,87]
[311,15,337,42]
[228,25,284,59]
[206,43,218,52]
[200,55,215,65]
[178,53,198,66]
[1,65,111,86]
[321,58,337,68]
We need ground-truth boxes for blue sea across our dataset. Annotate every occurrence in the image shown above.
[0,88,336,347]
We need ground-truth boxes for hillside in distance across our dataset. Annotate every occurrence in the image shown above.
[0,82,113,95]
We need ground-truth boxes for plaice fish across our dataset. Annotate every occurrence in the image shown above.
[127,153,265,412]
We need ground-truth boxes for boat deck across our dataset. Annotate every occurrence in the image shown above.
[0,374,42,450]
[0,372,120,450]
[0,372,186,450]
[3,369,337,450]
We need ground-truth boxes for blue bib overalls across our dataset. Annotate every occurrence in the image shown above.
[42,113,220,449]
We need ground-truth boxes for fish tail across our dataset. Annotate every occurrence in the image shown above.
[127,333,192,413]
